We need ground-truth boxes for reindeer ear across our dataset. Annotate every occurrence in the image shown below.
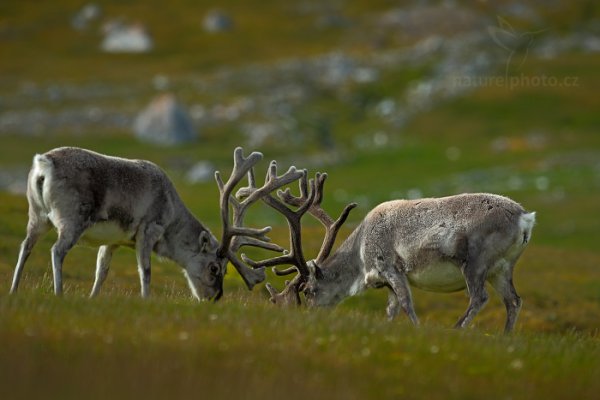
[199,231,211,253]
[314,265,324,280]
[307,261,324,280]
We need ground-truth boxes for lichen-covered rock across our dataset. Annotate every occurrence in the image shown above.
[101,20,153,53]
[133,93,197,145]
[203,10,234,33]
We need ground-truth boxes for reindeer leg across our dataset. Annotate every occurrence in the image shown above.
[90,245,118,298]
[455,253,489,329]
[51,223,87,296]
[383,271,419,325]
[135,222,164,298]
[10,219,49,294]
[385,287,401,321]
[375,256,419,325]
[488,263,522,333]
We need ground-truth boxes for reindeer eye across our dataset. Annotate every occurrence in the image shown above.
[209,264,219,275]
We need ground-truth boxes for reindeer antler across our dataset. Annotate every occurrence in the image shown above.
[238,162,316,278]
[262,170,356,306]
[278,172,357,264]
[215,147,304,290]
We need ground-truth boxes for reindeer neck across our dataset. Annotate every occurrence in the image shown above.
[155,199,212,265]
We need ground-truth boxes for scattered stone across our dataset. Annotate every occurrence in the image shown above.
[72,3,102,31]
[101,19,153,53]
[0,168,28,195]
[186,161,215,184]
[315,13,351,30]
[0,2,593,150]
[203,10,234,33]
[133,93,197,145]
[152,75,170,91]
[242,122,278,147]
[378,5,484,40]
[375,98,396,117]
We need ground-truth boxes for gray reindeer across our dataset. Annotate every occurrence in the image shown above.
[249,165,535,333]
[10,147,302,299]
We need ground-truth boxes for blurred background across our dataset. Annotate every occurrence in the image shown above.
[1,0,600,323]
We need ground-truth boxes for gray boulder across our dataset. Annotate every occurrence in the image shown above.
[101,19,153,53]
[186,161,216,184]
[133,93,198,145]
[72,3,102,31]
[203,10,234,33]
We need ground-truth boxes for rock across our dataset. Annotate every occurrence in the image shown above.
[133,93,197,145]
[0,168,28,195]
[101,20,153,53]
[72,3,102,31]
[242,122,278,147]
[186,161,216,184]
[203,10,233,33]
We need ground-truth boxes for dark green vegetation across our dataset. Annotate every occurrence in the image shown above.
[1,1,599,399]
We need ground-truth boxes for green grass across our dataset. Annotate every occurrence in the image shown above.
[1,289,599,400]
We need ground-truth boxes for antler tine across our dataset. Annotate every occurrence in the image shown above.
[278,172,357,264]
[247,168,317,279]
[216,147,265,258]
[265,275,304,306]
[228,169,285,255]
[224,159,308,271]
[230,160,304,251]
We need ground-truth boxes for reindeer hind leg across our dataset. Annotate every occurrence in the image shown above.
[10,218,49,294]
[455,253,489,329]
[488,263,522,333]
[51,221,88,296]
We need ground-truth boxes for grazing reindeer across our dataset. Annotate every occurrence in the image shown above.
[246,167,535,333]
[10,147,301,300]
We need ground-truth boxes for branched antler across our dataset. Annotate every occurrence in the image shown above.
[278,172,357,263]
[264,171,357,306]
[237,162,316,279]
[215,147,304,289]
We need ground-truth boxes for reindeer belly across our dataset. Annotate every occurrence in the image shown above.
[80,222,135,247]
[407,261,466,293]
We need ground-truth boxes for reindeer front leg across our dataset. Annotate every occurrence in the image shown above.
[90,244,118,298]
[135,222,164,298]
[382,269,419,325]
[371,252,419,325]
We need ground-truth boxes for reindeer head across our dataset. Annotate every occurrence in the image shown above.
[181,228,225,301]
[185,147,310,301]
[243,170,357,307]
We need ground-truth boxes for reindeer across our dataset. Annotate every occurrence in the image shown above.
[240,165,535,333]
[10,147,302,300]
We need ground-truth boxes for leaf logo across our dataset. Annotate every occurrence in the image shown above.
[488,16,547,78]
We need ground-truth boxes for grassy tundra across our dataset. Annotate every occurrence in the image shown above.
[1,1,600,399]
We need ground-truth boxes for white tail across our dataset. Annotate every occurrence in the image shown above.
[519,212,536,244]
